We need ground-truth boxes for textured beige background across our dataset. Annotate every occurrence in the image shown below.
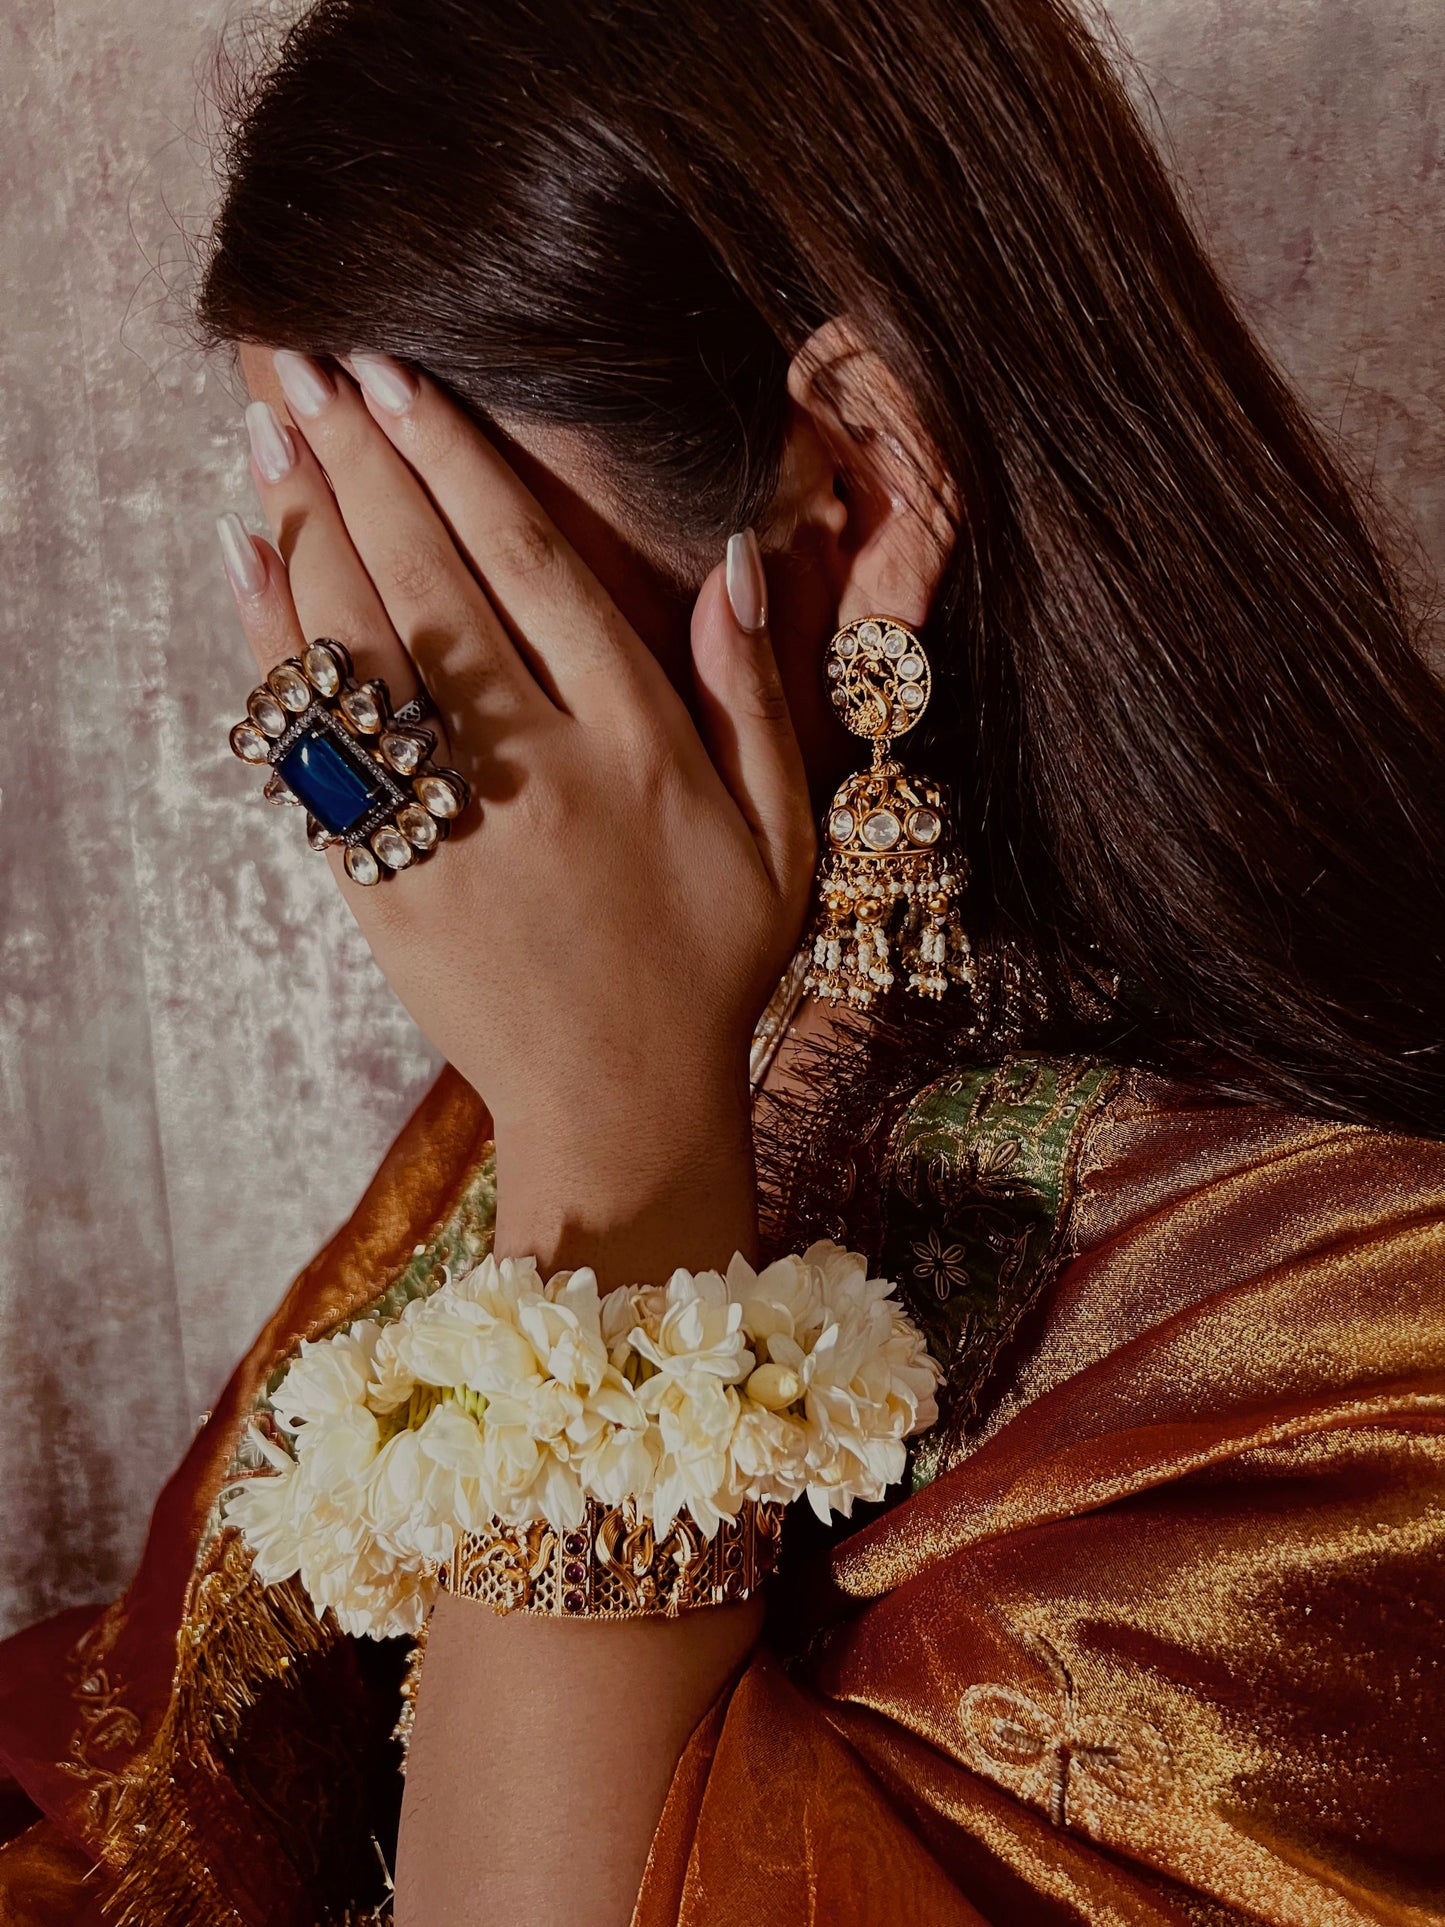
[1,0,1441,1639]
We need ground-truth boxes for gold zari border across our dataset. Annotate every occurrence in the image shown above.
[97,1529,339,1927]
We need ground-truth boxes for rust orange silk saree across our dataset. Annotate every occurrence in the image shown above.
[1,1053,1441,1924]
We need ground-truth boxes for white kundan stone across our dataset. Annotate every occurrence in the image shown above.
[398,803,439,850]
[341,686,383,733]
[249,691,288,738]
[415,774,462,818]
[230,722,269,764]
[381,731,423,774]
[372,825,414,869]
[270,664,312,712]
[303,643,343,696]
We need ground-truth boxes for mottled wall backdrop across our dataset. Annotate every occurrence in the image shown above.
[1,0,1441,1639]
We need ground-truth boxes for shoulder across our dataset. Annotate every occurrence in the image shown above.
[877,1055,1124,1466]
[1045,1063,1445,1395]
[878,1053,1445,1477]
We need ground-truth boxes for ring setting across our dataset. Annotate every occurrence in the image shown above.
[229,638,468,885]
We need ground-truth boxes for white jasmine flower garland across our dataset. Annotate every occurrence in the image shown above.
[225,1242,941,1638]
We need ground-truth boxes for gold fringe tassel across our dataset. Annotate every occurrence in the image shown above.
[98,1528,340,1927]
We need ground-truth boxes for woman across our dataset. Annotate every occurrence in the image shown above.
[1,0,1442,1920]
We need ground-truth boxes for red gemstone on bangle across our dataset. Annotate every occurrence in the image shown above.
[563,1561,586,1584]
[563,1589,585,1613]
[562,1533,586,1557]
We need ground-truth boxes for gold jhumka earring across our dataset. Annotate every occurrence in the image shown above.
[804,615,973,1008]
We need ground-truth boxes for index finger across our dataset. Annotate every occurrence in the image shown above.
[346,353,665,715]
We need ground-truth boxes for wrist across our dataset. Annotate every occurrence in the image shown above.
[491,1071,757,1285]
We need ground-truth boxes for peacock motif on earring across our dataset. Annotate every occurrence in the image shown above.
[804,616,974,1008]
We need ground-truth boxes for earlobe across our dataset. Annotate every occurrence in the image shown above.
[785,318,958,630]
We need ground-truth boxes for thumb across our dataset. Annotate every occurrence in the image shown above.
[690,529,816,899]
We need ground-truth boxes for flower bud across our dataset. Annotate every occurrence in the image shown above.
[745,1362,802,1411]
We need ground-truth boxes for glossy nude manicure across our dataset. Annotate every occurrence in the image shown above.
[725,527,768,633]
[273,349,333,420]
[245,400,296,484]
[216,512,266,599]
[350,351,418,415]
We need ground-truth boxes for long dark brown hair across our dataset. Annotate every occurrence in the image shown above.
[198,0,1445,1135]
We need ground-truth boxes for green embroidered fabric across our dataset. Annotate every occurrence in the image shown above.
[370,1147,499,1322]
[878,1057,1121,1489]
[252,1150,498,1438]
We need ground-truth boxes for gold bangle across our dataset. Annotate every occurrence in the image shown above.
[438,1497,785,1619]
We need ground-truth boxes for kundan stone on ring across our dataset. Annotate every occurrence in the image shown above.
[228,638,469,885]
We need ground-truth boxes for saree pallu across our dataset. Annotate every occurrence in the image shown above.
[0,1054,1441,1925]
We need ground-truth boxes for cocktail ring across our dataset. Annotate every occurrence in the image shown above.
[228,638,469,886]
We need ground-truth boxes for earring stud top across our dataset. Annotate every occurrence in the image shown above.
[825,616,932,749]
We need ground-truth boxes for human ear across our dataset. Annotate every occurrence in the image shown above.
[238,341,289,414]
[780,317,958,629]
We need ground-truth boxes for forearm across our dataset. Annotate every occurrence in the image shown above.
[398,1591,762,1926]
[396,1083,764,1925]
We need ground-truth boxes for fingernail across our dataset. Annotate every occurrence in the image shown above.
[245,400,296,484]
[273,349,333,420]
[216,512,266,599]
[725,528,768,634]
[350,351,418,415]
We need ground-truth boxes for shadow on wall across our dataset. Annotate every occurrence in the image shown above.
[1107,0,1444,643]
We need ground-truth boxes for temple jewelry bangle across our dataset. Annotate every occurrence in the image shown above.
[440,1497,786,1619]
[228,637,469,884]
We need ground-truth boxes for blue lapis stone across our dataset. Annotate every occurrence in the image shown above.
[276,728,385,836]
